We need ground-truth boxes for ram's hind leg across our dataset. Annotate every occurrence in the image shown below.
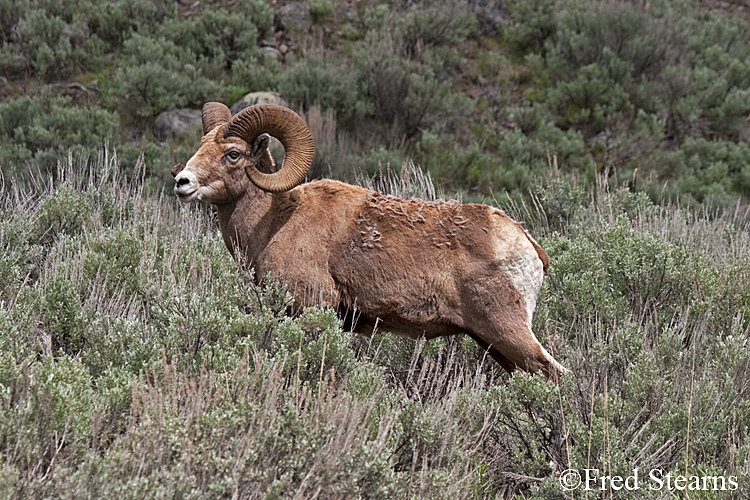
[468,323,565,382]
[465,332,515,373]
[463,280,566,382]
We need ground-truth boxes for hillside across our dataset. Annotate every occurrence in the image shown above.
[2,0,750,498]
[2,151,750,498]
[2,0,750,205]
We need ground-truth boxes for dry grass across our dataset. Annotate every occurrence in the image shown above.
[1,152,749,499]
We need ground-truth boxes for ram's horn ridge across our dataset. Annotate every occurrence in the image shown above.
[226,104,314,193]
[202,102,231,135]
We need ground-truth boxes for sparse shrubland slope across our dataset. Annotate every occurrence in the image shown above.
[2,0,750,204]
[2,0,750,497]
[1,154,749,498]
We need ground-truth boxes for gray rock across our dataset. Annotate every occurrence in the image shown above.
[259,46,283,62]
[153,108,202,142]
[276,2,312,31]
[468,0,511,36]
[229,92,287,116]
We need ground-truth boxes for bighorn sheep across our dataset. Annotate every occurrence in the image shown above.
[173,103,567,381]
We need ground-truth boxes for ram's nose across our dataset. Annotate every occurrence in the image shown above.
[173,170,199,200]
[171,163,185,177]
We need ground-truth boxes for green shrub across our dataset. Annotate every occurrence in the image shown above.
[674,14,750,142]
[543,230,630,327]
[94,0,177,45]
[80,314,160,379]
[394,0,476,70]
[0,352,96,486]
[230,57,283,94]
[278,55,360,126]
[412,134,496,193]
[161,8,261,76]
[353,37,473,146]
[436,110,592,194]
[505,0,557,54]
[546,61,634,135]
[13,9,71,79]
[0,0,119,79]
[82,228,142,298]
[0,91,119,177]
[99,0,273,122]
[352,145,405,176]
[543,215,705,329]
[35,184,92,245]
[655,138,750,205]
[233,0,275,31]
[549,1,674,83]
[0,209,45,300]
[310,0,335,24]
[0,0,26,43]
[102,34,221,120]
[273,307,354,386]
[42,274,85,354]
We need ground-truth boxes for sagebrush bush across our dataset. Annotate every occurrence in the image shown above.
[101,34,222,120]
[505,0,557,54]
[353,39,472,147]
[277,54,361,127]
[1,151,750,498]
[543,215,705,329]
[159,3,272,76]
[0,90,119,178]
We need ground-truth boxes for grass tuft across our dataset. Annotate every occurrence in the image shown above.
[0,150,749,498]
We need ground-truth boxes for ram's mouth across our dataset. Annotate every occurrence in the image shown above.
[174,187,199,202]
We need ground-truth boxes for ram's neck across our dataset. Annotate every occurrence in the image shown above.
[215,186,295,266]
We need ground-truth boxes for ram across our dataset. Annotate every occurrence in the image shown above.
[173,103,567,381]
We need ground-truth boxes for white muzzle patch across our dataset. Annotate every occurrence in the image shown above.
[174,170,201,202]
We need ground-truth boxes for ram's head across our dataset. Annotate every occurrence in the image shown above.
[172,103,315,204]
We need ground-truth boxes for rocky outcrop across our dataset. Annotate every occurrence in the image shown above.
[275,2,312,31]
[153,108,201,142]
[229,92,287,116]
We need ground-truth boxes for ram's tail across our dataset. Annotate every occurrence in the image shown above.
[524,231,550,273]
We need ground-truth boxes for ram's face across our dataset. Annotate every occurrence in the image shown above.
[173,101,313,200]
[173,128,267,205]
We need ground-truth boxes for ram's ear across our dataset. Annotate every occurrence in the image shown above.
[251,133,272,156]
[248,133,276,175]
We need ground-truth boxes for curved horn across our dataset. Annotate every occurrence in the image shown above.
[225,104,314,193]
[202,102,231,135]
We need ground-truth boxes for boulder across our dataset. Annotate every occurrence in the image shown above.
[153,108,202,142]
[259,46,283,62]
[275,2,312,31]
[229,92,287,115]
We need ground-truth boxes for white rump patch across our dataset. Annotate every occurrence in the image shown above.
[500,238,544,327]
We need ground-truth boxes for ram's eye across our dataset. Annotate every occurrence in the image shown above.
[225,150,241,162]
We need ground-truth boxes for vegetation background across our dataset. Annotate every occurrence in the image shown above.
[2,0,750,498]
